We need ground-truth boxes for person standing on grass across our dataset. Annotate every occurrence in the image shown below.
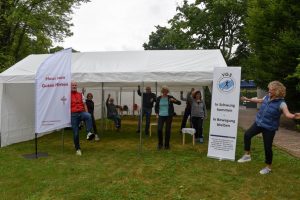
[86,93,100,141]
[155,86,181,150]
[191,90,207,143]
[136,85,156,136]
[71,81,95,156]
[238,81,300,174]
[180,88,195,132]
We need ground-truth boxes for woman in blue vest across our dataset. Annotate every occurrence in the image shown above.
[238,81,300,174]
[155,86,181,150]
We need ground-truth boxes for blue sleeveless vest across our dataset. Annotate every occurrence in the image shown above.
[255,95,284,131]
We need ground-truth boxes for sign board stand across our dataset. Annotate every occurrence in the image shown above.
[207,67,241,161]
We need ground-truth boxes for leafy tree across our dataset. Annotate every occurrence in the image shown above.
[0,0,89,72]
[244,0,300,109]
[143,0,248,65]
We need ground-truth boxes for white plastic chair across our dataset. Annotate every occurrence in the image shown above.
[181,128,196,146]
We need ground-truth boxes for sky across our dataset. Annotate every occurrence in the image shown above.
[57,0,193,52]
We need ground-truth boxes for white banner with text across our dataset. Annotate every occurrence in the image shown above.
[35,48,72,133]
[207,67,241,160]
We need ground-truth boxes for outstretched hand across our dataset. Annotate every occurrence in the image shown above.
[294,113,300,119]
[241,96,247,101]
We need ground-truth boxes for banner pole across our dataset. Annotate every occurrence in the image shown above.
[139,82,144,153]
[62,129,64,153]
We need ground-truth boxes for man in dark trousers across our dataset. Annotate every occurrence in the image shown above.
[180,88,195,132]
[137,85,156,135]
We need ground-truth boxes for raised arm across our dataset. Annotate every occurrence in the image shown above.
[106,94,110,106]
[137,85,142,96]
[180,91,187,101]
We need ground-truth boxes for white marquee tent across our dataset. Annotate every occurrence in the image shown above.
[0,50,227,147]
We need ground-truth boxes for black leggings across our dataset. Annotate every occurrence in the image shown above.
[244,123,276,165]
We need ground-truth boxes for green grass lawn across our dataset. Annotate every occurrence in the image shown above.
[0,116,300,200]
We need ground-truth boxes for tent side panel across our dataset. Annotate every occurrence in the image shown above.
[1,83,47,147]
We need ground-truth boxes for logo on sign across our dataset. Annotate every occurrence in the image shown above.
[217,72,235,93]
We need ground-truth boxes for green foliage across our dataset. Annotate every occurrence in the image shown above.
[0,0,90,72]
[288,57,300,92]
[244,0,300,109]
[1,117,300,199]
[143,0,248,65]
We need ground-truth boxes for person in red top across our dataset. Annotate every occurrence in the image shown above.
[71,81,94,156]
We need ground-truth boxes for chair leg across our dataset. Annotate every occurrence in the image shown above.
[192,134,195,146]
[182,133,185,145]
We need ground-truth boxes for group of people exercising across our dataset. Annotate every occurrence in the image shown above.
[70,81,300,175]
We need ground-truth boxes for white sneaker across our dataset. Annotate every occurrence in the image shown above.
[76,149,82,156]
[86,132,95,140]
[259,167,271,175]
[237,154,251,163]
[95,134,100,141]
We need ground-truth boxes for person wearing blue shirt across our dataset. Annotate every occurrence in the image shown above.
[238,81,300,174]
[155,86,181,150]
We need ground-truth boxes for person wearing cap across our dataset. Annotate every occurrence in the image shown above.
[71,81,95,156]
[136,85,156,135]
[155,86,181,150]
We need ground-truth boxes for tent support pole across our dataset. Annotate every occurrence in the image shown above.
[133,90,135,116]
[120,87,122,115]
[101,82,104,132]
[155,82,157,96]
[139,82,144,152]
[35,133,38,159]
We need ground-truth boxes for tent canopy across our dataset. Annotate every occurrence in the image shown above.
[0,50,227,147]
[0,50,227,88]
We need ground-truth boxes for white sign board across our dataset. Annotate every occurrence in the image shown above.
[207,67,241,160]
[35,48,72,133]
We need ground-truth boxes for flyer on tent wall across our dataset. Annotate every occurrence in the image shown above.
[207,67,241,161]
[35,48,72,134]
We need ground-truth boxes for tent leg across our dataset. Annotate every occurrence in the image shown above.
[35,133,38,159]
[139,82,144,153]
[101,82,105,132]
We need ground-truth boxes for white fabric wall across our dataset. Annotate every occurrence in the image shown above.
[0,83,49,147]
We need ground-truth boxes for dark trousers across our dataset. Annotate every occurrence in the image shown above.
[244,122,276,165]
[108,115,121,128]
[90,113,98,134]
[137,107,152,135]
[157,116,173,148]
[180,106,191,130]
[191,117,204,139]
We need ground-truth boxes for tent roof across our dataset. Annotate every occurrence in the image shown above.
[0,50,227,87]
